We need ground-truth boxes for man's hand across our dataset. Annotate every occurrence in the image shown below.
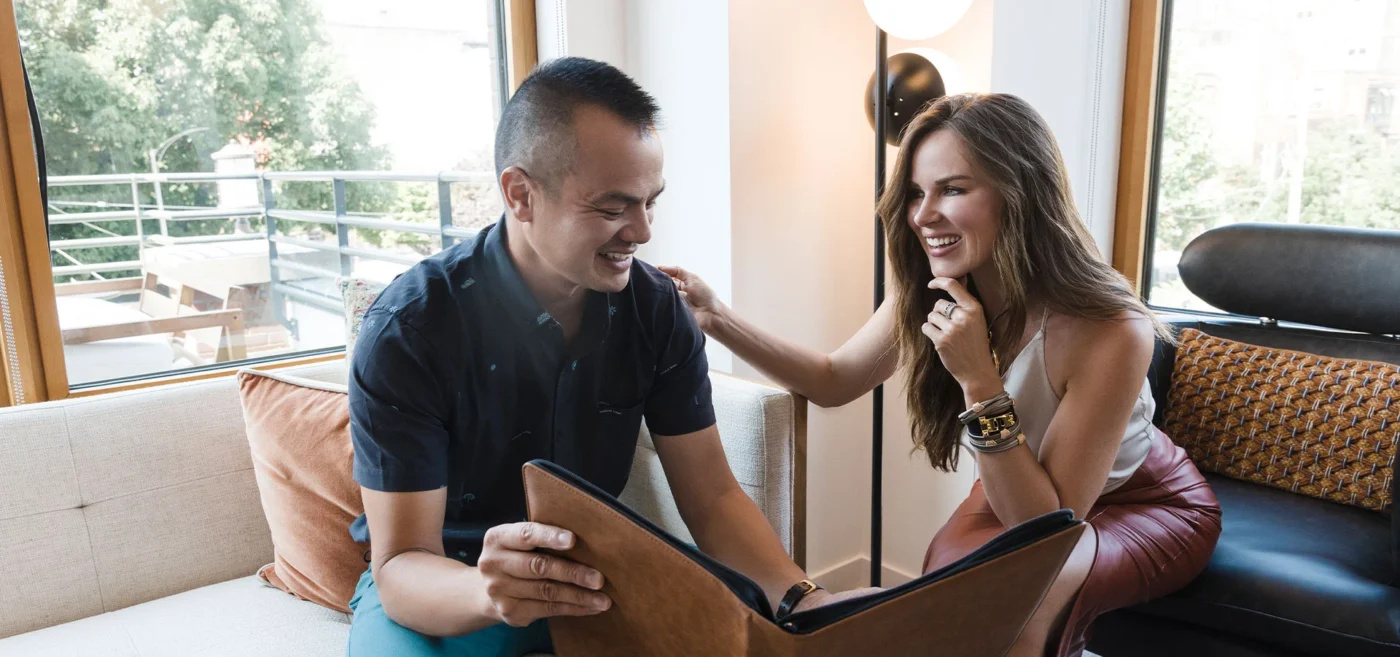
[477,522,613,627]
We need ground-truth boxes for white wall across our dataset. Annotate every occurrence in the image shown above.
[992,0,1130,256]
[538,0,734,372]
[624,3,733,373]
[727,0,878,588]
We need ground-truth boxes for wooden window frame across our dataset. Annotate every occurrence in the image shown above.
[0,0,536,404]
[65,351,347,399]
[0,0,65,406]
[505,0,539,92]
[1112,0,1168,294]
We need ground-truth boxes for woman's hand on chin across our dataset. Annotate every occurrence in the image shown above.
[921,277,1003,400]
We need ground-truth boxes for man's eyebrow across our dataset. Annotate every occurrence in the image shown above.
[589,184,667,205]
[589,191,642,205]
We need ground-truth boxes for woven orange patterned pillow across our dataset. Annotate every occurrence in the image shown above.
[1163,328,1400,512]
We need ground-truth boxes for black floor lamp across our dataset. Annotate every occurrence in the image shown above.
[862,0,965,585]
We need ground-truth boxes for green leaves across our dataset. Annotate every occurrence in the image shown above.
[18,0,389,186]
[19,0,392,264]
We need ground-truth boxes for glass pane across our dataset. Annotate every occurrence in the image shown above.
[1148,0,1400,311]
[16,0,506,387]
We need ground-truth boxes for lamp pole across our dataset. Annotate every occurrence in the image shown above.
[863,0,964,594]
[871,26,888,589]
[148,127,210,235]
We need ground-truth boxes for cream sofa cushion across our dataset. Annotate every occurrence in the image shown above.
[0,360,346,640]
[0,576,350,657]
[620,375,804,561]
[0,509,103,638]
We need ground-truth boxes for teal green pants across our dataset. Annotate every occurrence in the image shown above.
[347,569,553,656]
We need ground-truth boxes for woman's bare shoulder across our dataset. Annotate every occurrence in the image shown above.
[1051,310,1155,362]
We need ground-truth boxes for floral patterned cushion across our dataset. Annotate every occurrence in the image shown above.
[338,277,386,363]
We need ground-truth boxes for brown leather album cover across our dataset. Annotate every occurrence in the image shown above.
[522,460,1086,657]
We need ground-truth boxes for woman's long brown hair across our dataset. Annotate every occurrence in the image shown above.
[879,93,1170,471]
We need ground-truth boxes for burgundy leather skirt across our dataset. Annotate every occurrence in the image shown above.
[922,427,1222,657]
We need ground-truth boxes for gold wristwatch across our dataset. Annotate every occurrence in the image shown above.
[973,410,1019,438]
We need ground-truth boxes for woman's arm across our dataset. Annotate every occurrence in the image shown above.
[974,315,1156,524]
[921,278,1154,525]
[658,266,898,408]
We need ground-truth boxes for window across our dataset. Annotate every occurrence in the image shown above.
[1143,0,1400,312]
[12,0,525,390]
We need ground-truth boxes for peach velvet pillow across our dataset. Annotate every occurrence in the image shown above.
[237,368,366,612]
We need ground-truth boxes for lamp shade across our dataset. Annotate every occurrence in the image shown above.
[863,0,973,41]
[902,48,963,96]
[866,52,946,147]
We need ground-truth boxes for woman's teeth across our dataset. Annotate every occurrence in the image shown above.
[926,236,961,248]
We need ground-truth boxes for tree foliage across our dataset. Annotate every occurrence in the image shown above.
[17,0,392,276]
[1155,74,1400,258]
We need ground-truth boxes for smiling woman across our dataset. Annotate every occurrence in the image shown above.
[902,136,999,282]
[877,94,1169,474]
[666,91,1221,657]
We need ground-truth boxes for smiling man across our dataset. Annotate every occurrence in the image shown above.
[344,57,835,656]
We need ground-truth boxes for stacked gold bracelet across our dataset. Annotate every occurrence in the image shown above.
[960,391,1025,454]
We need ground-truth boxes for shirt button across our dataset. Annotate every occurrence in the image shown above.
[458,551,468,559]
[571,360,578,370]
[463,493,475,502]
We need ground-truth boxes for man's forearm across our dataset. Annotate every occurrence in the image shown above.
[373,551,498,637]
[689,487,807,611]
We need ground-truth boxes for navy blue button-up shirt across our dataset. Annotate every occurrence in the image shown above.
[348,221,715,563]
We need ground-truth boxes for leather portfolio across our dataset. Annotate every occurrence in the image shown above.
[522,459,1085,656]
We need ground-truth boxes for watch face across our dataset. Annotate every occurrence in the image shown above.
[978,411,1017,435]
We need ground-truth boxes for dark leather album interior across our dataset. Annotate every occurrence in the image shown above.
[522,459,1085,657]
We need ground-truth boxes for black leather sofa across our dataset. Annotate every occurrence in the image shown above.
[1088,223,1400,657]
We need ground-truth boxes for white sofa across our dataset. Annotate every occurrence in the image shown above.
[0,360,805,656]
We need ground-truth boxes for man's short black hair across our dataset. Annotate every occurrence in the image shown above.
[494,57,661,193]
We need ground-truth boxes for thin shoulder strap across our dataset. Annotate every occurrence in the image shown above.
[1038,307,1052,385]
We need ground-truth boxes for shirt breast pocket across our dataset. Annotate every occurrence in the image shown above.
[596,399,645,445]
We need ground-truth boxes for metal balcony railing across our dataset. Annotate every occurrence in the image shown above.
[46,169,496,337]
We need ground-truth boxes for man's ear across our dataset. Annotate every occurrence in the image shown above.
[500,166,534,223]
